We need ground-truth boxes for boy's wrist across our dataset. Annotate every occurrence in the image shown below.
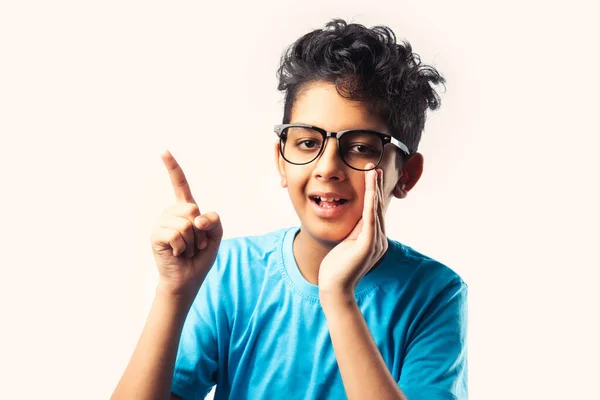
[156,281,201,308]
[319,288,356,311]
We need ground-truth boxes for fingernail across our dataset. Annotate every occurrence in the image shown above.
[200,239,208,249]
[196,217,208,229]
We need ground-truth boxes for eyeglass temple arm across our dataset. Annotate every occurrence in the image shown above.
[390,136,410,155]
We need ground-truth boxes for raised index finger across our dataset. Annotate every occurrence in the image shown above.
[161,149,196,204]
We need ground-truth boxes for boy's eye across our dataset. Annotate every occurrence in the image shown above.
[296,139,321,150]
[347,144,378,155]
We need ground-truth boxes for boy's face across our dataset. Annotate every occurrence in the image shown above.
[275,81,422,244]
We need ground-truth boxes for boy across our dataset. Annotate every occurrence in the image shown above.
[112,18,467,400]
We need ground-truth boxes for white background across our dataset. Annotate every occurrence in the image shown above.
[1,1,599,399]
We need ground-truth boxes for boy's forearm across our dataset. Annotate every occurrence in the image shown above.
[111,285,197,400]
[320,291,407,400]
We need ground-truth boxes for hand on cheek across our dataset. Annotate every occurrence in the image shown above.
[318,163,388,298]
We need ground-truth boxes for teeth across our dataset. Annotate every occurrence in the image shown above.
[317,196,341,202]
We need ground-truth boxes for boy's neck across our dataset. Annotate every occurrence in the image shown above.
[292,228,337,286]
[291,227,386,287]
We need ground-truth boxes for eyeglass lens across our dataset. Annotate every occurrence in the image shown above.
[281,126,383,170]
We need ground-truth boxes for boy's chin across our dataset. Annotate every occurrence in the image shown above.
[303,220,356,246]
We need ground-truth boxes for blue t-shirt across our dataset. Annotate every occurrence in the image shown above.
[172,226,468,400]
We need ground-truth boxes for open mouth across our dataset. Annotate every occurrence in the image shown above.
[309,196,348,208]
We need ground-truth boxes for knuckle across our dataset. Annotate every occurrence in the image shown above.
[187,203,200,215]
[168,203,197,218]
[168,230,181,243]
[179,218,193,233]
[175,176,187,188]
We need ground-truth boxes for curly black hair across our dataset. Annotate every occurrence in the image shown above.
[276,18,445,155]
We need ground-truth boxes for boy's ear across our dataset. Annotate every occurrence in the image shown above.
[392,152,424,199]
[274,141,287,188]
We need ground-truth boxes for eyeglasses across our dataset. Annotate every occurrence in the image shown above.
[274,123,410,171]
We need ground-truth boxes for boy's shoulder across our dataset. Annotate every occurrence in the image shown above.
[385,238,467,288]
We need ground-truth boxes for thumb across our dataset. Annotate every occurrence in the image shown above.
[194,212,223,242]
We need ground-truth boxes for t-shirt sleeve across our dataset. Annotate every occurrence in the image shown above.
[399,277,468,400]
[171,262,225,400]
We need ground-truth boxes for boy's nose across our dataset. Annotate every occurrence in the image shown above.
[312,137,346,181]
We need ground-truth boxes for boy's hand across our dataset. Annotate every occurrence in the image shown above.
[150,150,223,299]
[318,163,387,298]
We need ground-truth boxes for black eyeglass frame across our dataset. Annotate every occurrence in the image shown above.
[274,123,411,171]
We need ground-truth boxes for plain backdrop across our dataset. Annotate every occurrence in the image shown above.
[1,1,599,399]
